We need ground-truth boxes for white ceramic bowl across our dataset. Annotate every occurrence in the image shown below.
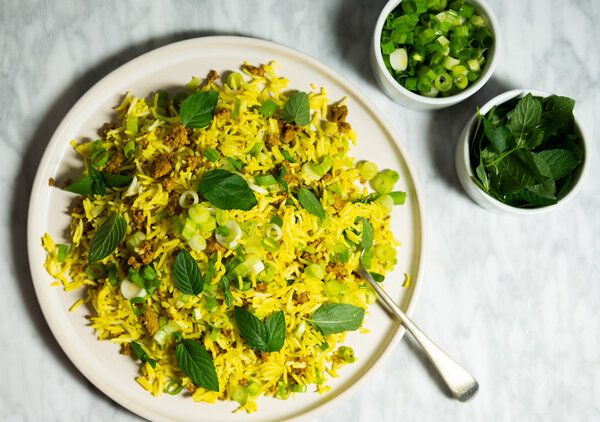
[371,0,500,110]
[455,89,588,214]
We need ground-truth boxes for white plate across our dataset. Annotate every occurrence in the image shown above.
[27,36,426,422]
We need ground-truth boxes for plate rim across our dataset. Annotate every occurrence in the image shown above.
[27,35,427,422]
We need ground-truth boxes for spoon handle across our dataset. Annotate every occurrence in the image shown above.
[358,269,479,402]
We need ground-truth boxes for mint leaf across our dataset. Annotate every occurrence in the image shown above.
[475,162,490,190]
[258,99,278,117]
[507,94,541,135]
[264,310,286,352]
[175,340,219,391]
[490,126,512,153]
[234,306,268,351]
[179,91,219,128]
[533,149,581,180]
[88,213,127,263]
[541,96,575,133]
[495,154,537,194]
[131,341,156,368]
[309,303,365,335]
[360,217,374,250]
[283,92,310,126]
[102,172,133,188]
[297,188,326,219]
[198,169,257,211]
[276,164,289,193]
[220,276,233,307]
[173,249,203,295]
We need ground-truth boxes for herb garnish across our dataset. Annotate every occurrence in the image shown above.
[173,249,203,295]
[233,306,286,352]
[179,91,219,128]
[64,166,133,196]
[309,303,365,335]
[258,99,278,117]
[359,217,374,268]
[198,169,258,211]
[471,94,583,207]
[297,188,326,219]
[283,91,310,126]
[175,339,219,391]
[88,213,127,263]
[131,341,156,368]
[275,164,289,193]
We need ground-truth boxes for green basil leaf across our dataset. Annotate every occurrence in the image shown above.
[173,249,203,295]
[179,91,219,128]
[297,188,326,219]
[131,341,156,368]
[102,172,133,188]
[264,310,286,352]
[234,306,268,352]
[533,149,581,180]
[88,213,127,263]
[309,303,365,335]
[175,339,219,391]
[507,94,541,134]
[258,99,278,117]
[360,217,374,250]
[198,169,257,211]
[283,92,310,126]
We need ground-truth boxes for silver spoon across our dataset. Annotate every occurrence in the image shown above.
[357,265,479,402]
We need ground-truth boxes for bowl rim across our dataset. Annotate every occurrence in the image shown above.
[372,0,501,105]
[460,88,589,214]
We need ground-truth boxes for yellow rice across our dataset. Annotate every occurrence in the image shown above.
[42,61,400,413]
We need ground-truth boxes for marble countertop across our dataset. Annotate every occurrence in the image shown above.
[2,0,599,420]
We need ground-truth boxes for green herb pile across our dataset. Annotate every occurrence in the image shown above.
[380,0,493,97]
[470,93,584,208]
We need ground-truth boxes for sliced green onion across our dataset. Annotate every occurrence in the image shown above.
[324,279,344,297]
[130,297,146,316]
[258,261,277,282]
[203,147,220,163]
[215,220,242,248]
[189,233,207,252]
[470,14,485,27]
[249,141,264,155]
[120,278,146,300]
[152,320,182,345]
[336,346,356,363]
[374,194,394,211]
[124,140,136,159]
[226,72,244,90]
[126,117,138,135]
[389,191,407,205]
[188,204,211,225]
[181,218,196,241]
[255,174,277,186]
[56,244,69,263]
[164,379,183,395]
[261,237,280,253]
[226,157,243,172]
[246,381,261,396]
[304,263,325,281]
[232,387,248,405]
[186,76,202,90]
[126,231,146,253]
[197,216,217,234]
[374,244,398,262]
[281,149,297,163]
[203,296,218,312]
[434,72,453,92]
[90,141,109,168]
[357,161,378,180]
[370,169,400,194]
[389,48,408,71]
